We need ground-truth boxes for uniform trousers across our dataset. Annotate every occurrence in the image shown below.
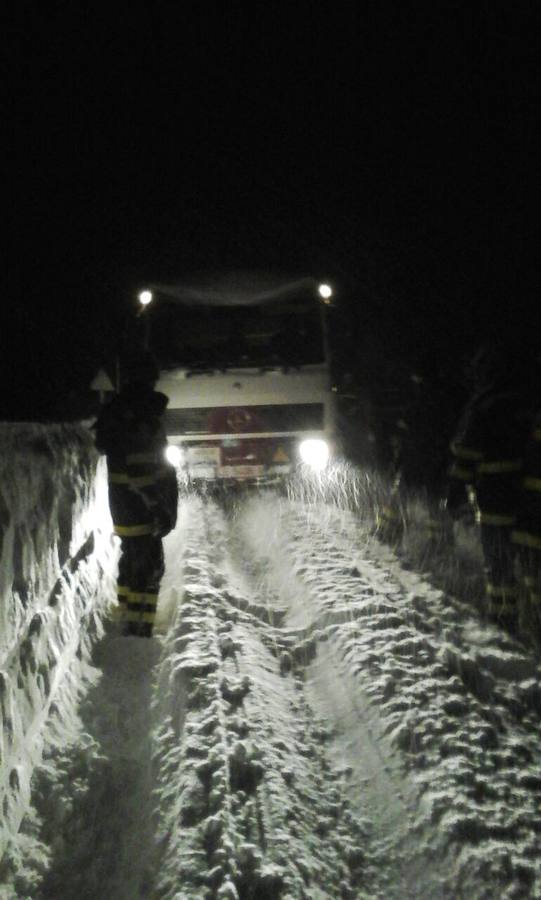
[116,534,164,636]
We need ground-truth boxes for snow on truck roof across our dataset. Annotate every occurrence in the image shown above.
[149,273,321,307]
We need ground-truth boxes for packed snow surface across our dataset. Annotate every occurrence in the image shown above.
[2,471,541,897]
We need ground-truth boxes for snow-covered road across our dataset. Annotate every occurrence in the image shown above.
[6,493,541,899]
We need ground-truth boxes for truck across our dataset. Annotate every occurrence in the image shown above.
[119,273,337,484]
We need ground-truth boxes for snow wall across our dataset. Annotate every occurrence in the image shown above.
[0,423,117,860]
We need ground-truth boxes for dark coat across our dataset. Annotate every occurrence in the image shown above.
[447,383,532,524]
[512,408,541,552]
[94,385,178,537]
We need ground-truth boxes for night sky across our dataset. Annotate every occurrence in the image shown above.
[6,3,539,420]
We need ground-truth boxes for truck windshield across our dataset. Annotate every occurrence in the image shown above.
[149,298,325,370]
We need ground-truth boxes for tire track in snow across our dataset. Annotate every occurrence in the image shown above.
[153,495,372,899]
[234,497,443,900]
[238,495,541,899]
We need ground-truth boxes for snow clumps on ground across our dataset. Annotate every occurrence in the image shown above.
[1,442,541,898]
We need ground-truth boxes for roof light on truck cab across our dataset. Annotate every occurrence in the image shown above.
[318,283,333,303]
[138,290,153,307]
[299,438,330,470]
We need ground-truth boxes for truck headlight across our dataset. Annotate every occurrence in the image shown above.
[298,438,330,470]
[165,444,182,466]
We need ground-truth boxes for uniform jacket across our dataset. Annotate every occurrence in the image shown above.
[512,408,541,552]
[94,385,178,538]
[447,383,532,525]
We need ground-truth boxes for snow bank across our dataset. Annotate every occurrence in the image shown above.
[0,424,117,866]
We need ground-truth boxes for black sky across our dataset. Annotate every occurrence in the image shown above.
[6,2,539,418]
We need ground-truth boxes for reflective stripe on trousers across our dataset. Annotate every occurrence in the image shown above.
[114,523,155,537]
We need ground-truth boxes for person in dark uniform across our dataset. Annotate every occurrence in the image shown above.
[378,365,454,545]
[446,343,534,632]
[512,406,541,634]
[94,351,178,637]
